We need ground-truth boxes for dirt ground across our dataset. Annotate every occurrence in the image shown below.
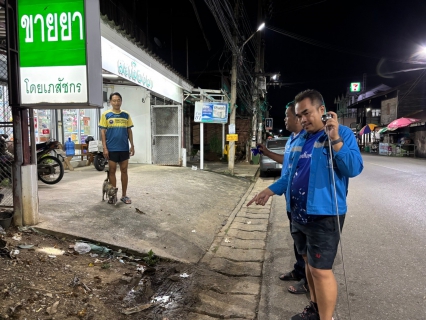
[0,226,206,320]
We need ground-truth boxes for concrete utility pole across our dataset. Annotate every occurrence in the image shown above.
[228,1,239,175]
[257,32,265,144]
[228,48,237,174]
[252,0,264,148]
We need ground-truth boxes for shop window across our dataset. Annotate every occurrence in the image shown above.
[63,109,99,144]
[34,110,52,143]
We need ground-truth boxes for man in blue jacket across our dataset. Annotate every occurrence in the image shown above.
[259,101,308,294]
[248,89,363,320]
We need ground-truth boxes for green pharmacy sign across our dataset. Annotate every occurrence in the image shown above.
[350,82,361,92]
[17,0,102,108]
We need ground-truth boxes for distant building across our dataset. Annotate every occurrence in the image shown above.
[335,78,426,157]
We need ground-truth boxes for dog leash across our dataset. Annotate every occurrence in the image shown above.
[326,130,353,320]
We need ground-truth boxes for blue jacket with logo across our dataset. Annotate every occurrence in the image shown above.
[269,125,363,215]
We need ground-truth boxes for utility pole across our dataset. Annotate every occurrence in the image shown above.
[257,34,265,144]
[252,0,263,148]
[228,1,239,175]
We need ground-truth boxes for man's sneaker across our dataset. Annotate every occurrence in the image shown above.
[290,301,320,320]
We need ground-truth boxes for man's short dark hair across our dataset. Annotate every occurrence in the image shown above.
[295,89,324,108]
[109,92,122,101]
[286,101,296,115]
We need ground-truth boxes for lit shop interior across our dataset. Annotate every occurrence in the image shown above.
[34,71,135,144]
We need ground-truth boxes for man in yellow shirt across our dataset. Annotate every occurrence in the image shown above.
[99,92,135,204]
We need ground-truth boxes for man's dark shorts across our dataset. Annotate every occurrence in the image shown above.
[108,151,130,163]
[291,215,345,270]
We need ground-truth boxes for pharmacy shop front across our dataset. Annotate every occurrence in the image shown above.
[37,35,191,165]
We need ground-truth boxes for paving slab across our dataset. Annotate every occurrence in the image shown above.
[209,257,263,276]
[188,314,248,320]
[195,269,261,295]
[215,246,265,262]
[194,290,257,319]
[221,238,266,250]
[246,207,272,214]
[233,216,268,224]
[236,212,270,220]
[229,223,268,232]
[226,228,267,240]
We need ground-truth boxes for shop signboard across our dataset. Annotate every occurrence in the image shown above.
[17,0,102,108]
[350,82,361,92]
[194,101,229,123]
[101,37,183,103]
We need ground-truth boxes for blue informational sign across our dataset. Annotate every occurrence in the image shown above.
[194,101,229,124]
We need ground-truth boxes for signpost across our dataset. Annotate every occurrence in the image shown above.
[194,101,229,170]
[194,101,229,123]
[17,0,102,108]
[265,118,273,130]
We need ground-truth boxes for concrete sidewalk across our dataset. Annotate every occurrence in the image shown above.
[188,159,259,180]
[36,162,257,263]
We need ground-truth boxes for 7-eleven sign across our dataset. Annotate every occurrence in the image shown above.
[350,82,361,92]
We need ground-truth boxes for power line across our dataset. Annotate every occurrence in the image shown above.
[266,25,426,65]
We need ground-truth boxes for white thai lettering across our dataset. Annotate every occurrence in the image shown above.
[60,12,72,41]
[34,14,44,42]
[72,12,83,40]
[46,13,58,42]
[21,15,34,43]
[23,11,83,43]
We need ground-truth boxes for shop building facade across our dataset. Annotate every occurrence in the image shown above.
[336,79,426,157]
[35,17,192,165]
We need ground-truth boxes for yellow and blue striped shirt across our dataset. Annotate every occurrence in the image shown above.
[99,109,134,152]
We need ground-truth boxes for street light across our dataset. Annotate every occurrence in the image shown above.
[240,22,265,51]
[228,22,265,175]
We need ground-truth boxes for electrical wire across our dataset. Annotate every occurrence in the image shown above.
[398,69,426,103]
[266,25,426,65]
[203,0,261,114]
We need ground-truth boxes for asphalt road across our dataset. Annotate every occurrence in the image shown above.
[335,154,426,320]
[259,154,426,320]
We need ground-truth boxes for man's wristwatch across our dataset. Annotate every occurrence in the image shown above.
[331,137,343,146]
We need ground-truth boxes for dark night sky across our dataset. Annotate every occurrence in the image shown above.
[125,0,426,133]
[261,0,426,132]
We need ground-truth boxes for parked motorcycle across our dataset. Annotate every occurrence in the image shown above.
[0,135,64,185]
[36,140,64,184]
[85,136,108,171]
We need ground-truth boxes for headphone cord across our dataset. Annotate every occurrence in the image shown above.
[327,131,352,320]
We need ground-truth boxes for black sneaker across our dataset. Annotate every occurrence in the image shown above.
[290,301,319,320]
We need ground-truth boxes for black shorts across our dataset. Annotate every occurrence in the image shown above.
[291,215,345,270]
[108,151,130,163]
